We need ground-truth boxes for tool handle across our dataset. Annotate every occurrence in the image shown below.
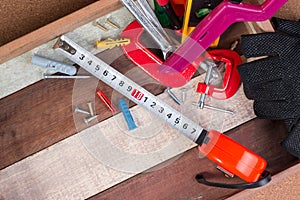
[156,0,181,30]
[160,0,288,74]
[199,130,267,183]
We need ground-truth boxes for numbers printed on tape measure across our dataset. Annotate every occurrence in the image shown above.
[55,36,205,143]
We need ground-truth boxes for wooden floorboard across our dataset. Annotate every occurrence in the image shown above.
[89,118,299,200]
[0,0,122,64]
[0,48,164,170]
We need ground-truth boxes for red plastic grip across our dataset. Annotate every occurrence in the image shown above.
[198,130,267,183]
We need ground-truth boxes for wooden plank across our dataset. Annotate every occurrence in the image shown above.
[227,163,300,200]
[0,0,122,64]
[89,119,299,200]
[0,48,163,170]
[0,69,258,199]
[0,7,134,99]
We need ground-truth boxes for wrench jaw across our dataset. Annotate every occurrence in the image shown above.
[121,20,197,88]
[196,49,242,100]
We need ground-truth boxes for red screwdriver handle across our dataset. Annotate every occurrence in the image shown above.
[198,130,267,183]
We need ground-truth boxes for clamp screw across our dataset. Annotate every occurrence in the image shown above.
[105,18,120,29]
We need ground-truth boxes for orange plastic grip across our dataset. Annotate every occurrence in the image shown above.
[198,130,267,183]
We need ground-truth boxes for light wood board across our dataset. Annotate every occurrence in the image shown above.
[0,75,256,199]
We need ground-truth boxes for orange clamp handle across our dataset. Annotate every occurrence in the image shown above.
[198,130,267,183]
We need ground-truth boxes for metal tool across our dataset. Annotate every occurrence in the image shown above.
[32,54,77,75]
[96,38,130,49]
[120,0,199,87]
[193,61,234,115]
[54,35,269,185]
[159,0,288,78]
[196,49,241,100]
[121,20,196,87]
[120,0,174,59]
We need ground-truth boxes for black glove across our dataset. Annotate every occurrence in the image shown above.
[238,17,300,158]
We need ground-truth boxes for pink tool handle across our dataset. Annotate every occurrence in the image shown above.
[159,0,288,74]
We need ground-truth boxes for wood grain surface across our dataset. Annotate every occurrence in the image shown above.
[89,119,299,200]
[0,47,164,170]
[1,0,299,199]
[228,163,300,200]
[0,0,122,64]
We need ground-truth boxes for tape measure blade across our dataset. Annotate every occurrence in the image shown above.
[54,35,204,144]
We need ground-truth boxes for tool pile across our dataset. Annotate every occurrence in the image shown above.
[33,0,300,190]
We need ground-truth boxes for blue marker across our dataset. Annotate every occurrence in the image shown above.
[118,98,137,130]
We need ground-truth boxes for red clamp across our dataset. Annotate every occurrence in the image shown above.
[196,49,242,99]
[121,20,197,88]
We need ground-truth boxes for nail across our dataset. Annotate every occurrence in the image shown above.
[84,115,99,124]
[192,102,234,115]
[165,87,182,105]
[87,102,94,116]
[181,88,187,103]
[94,21,108,32]
[74,107,90,115]
[43,74,91,79]
[105,18,120,29]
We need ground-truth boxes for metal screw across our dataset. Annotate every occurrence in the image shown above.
[87,102,95,116]
[84,115,99,124]
[181,88,187,103]
[192,103,234,115]
[165,87,182,105]
[94,21,108,32]
[43,74,91,79]
[198,63,214,109]
[74,107,90,115]
[105,18,120,29]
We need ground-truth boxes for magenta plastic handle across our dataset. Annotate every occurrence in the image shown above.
[159,0,288,74]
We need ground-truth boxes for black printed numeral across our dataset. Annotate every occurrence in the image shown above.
[158,107,164,113]
[119,81,125,86]
[167,113,172,119]
[79,54,85,60]
[150,102,156,108]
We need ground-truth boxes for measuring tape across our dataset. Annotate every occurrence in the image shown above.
[54,35,269,186]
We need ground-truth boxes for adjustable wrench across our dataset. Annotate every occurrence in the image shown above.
[120,0,175,59]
